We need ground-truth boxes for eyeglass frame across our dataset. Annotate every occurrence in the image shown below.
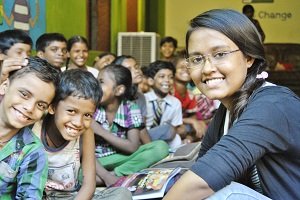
[185,49,240,69]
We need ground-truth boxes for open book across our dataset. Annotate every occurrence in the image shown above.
[112,167,182,200]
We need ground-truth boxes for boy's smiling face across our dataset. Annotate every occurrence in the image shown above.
[150,69,174,98]
[50,95,96,141]
[0,74,55,129]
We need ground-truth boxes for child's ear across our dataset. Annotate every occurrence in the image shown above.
[48,104,56,115]
[0,79,9,95]
[67,52,70,58]
[147,77,154,86]
[246,56,255,69]
[36,51,44,59]
[114,85,125,97]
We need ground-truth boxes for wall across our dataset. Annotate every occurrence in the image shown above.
[46,0,87,39]
[165,0,300,48]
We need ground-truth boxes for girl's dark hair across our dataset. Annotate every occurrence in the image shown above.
[98,52,116,59]
[66,35,89,68]
[0,29,32,54]
[112,55,135,65]
[186,9,267,124]
[92,52,116,66]
[102,64,135,101]
[52,69,102,108]
[112,55,138,98]
[67,35,89,51]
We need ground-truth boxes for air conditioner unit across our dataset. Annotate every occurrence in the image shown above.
[117,32,160,67]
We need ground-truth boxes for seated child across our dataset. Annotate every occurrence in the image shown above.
[32,69,132,200]
[0,29,32,83]
[64,35,99,78]
[93,52,116,71]
[144,60,183,148]
[171,51,207,143]
[0,57,60,199]
[36,32,68,69]
[92,64,169,186]
[160,36,178,63]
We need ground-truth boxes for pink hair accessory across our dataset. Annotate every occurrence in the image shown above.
[256,71,268,79]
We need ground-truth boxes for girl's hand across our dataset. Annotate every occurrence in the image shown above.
[0,58,28,83]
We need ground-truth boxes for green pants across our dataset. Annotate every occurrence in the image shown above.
[97,140,169,176]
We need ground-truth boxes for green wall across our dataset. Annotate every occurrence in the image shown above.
[46,0,98,65]
[46,0,87,39]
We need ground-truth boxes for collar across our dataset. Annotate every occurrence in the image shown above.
[146,89,172,106]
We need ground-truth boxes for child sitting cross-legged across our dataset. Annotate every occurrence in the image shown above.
[92,64,169,187]
[32,69,132,200]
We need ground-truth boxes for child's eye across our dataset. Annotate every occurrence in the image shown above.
[214,52,229,59]
[84,113,93,119]
[19,90,29,98]
[37,102,48,111]
[67,110,76,114]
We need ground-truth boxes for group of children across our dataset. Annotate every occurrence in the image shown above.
[0,28,216,199]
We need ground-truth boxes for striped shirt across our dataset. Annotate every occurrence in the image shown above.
[0,127,48,199]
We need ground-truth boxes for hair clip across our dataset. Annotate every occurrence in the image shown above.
[256,71,268,79]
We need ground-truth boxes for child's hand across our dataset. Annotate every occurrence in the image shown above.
[0,58,28,83]
[192,120,207,140]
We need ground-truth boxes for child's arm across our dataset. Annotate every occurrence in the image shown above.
[140,127,152,144]
[163,170,214,200]
[182,115,207,139]
[92,120,140,154]
[0,58,28,83]
[75,128,96,200]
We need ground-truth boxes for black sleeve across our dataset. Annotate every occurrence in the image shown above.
[197,104,226,158]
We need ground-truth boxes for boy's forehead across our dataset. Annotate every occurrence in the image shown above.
[47,41,67,47]
[8,43,32,51]
[155,68,173,76]
[10,73,55,97]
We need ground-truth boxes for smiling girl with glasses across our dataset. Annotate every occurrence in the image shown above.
[164,9,300,200]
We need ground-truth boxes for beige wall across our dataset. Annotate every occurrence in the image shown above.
[165,0,300,48]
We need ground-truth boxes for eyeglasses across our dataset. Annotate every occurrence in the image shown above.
[185,49,240,69]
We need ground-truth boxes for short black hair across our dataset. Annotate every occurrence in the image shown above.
[9,56,60,87]
[146,60,176,79]
[36,33,67,52]
[52,69,102,108]
[243,4,254,14]
[160,36,178,48]
[0,29,32,54]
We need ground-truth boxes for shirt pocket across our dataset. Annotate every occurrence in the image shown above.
[0,161,18,183]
